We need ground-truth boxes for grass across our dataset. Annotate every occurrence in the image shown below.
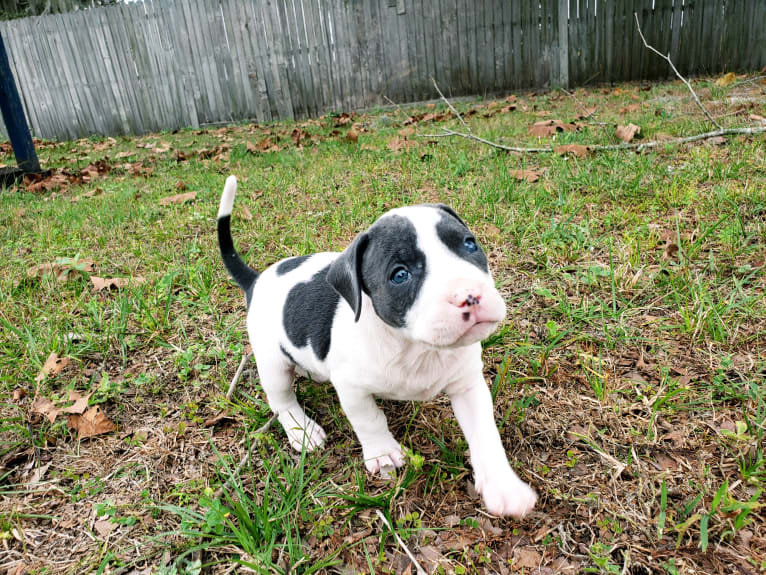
[0,76,765,574]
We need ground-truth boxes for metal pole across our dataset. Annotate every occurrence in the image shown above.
[0,31,41,173]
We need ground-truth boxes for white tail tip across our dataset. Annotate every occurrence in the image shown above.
[218,175,238,218]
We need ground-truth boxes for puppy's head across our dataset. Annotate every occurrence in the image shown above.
[327,204,505,348]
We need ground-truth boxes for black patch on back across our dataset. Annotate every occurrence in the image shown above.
[283,265,339,360]
[277,255,311,276]
[435,209,489,273]
[358,215,427,328]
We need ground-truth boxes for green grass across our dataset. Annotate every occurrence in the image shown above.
[0,77,765,574]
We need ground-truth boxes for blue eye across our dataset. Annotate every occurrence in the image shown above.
[390,267,411,284]
[464,238,478,253]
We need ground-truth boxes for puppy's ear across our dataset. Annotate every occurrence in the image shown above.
[435,204,468,229]
[326,232,369,322]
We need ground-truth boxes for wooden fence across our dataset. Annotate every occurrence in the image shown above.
[1,0,764,141]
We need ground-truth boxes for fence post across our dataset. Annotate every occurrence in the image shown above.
[0,31,40,173]
[556,0,569,89]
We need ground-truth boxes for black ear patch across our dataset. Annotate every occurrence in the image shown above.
[283,265,340,360]
[326,232,369,322]
[435,204,468,229]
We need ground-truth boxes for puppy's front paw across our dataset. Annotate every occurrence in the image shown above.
[279,410,326,452]
[362,438,405,477]
[476,474,538,519]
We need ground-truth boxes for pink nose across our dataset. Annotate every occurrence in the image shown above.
[447,280,483,308]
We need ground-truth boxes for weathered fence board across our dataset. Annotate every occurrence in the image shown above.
[0,0,764,141]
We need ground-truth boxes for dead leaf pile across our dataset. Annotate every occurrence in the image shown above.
[23,160,112,193]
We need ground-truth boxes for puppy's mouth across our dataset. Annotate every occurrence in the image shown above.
[451,319,500,346]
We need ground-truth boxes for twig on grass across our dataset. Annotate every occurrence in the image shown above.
[226,350,253,400]
[212,414,276,500]
[431,77,472,134]
[633,12,722,130]
[419,124,766,154]
[376,509,428,575]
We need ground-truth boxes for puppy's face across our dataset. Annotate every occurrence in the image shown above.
[328,205,506,348]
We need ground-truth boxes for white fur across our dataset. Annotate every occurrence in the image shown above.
[234,197,537,518]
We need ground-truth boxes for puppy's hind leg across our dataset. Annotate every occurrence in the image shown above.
[257,357,326,452]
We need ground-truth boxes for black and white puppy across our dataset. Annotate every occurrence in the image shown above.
[217,176,537,518]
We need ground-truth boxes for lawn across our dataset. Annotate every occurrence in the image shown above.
[0,76,764,575]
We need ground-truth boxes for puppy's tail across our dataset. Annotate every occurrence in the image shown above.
[217,176,259,296]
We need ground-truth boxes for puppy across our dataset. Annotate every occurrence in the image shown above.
[217,176,537,518]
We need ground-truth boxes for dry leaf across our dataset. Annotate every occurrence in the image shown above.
[662,242,679,261]
[159,191,197,206]
[60,391,91,415]
[508,169,541,182]
[715,72,736,87]
[94,519,118,537]
[619,103,641,114]
[555,144,591,157]
[513,547,542,569]
[528,119,580,137]
[387,137,417,152]
[31,396,60,423]
[240,205,253,221]
[577,105,597,119]
[35,352,70,383]
[27,259,94,283]
[90,276,145,292]
[346,129,359,143]
[12,387,27,402]
[749,114,765,124]
[67,406,116,439]
[615,123,641,142]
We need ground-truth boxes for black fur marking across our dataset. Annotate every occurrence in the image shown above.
[357,215,426,328]
[435,210,489,273]
[280,344,298,364]
[277,255,312,276]
[217,214,259,297]
[284,265,340,360]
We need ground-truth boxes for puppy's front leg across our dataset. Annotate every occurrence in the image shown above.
[335,385,405,475]
[447,374,537,518]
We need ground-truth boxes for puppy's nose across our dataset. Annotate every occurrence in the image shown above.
[447,281,483,308]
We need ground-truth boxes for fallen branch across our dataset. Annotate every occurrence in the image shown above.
[212,414,277,500]
[226,349,253,400]
[633,12,722,130]
[376,509,428,575]
[420,14,766,155]
[420,125,766,154]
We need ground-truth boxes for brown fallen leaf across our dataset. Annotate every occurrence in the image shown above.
[35,352,70,383]
[513,547,542,569]
[387,137,417,152]
[12,387,27,402]
[528,119,581,137]
[94,519,118,538]
[508,169,541,182]
[715,72,736,87]
[203,412,236,428]
[159,191,197,206]
[67,406,116,439]
[31,396,60,423]
[90,276,146,292]
[555,144,591,158]
[615,123,641,142]
[240,205,253,221]
[60,390,91,415]
[577,105,597,119]
[346,129,359,143]
[27,258,94,283]
[749,113,765,124]
[619,103,641,114]
[662,242,679,261]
